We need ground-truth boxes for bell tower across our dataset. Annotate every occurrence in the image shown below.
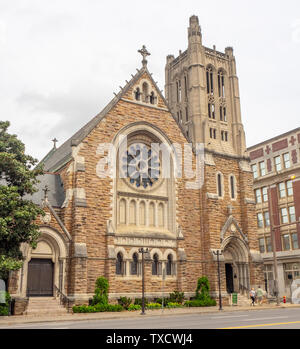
[165,15,247,157]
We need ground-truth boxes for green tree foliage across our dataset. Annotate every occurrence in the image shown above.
[91,277,109,305]
[0,121,44,280]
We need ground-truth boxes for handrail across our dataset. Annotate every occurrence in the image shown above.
[54,285,71,313]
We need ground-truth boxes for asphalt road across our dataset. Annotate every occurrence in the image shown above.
[1,307,300,329]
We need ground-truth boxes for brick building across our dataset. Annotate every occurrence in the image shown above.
[9,15,263,314]
[248,128,300,299]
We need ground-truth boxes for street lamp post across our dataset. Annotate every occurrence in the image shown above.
[213,249,223,311]
[267,183,280,306]
[139,247,149,315]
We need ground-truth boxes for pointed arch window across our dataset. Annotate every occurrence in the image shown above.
[130,252,139,275]
[142,82,149,103]
[166,254,174,276]
[217,173,223,197]
[116,252,125,275]
[149,91,156,104]
[135,87,141,101]
[218,70,225,97]
[208,103,215,119]
[206,66,214,95]
[152,253,161,275]
[230,175,235,199]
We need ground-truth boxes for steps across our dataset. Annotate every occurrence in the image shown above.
[237,293,252,306]
[25,297,68,316]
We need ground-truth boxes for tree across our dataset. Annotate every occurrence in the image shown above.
[0,121,44,283]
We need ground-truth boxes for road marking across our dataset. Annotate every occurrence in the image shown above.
[241,316,289,322]
[220,321,300,329]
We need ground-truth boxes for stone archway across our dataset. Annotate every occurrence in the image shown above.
[19,227,68,298]
[222,236,250,295]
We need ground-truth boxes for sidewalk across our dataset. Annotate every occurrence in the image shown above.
[1,302,300,326]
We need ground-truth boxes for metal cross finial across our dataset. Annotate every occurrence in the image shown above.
[138,45,150,67]
[52,138,58,149]
[43,185,49,200]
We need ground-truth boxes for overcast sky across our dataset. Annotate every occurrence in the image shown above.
[0,0,300,161]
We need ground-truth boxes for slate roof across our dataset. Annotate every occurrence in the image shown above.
[24,173,65,207]
[43,65,174,173]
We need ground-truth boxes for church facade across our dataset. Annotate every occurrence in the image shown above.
[9,16,263,313]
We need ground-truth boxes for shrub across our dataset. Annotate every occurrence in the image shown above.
[184,299,216,307]
[128,304,141,311]
[196,277,210,300]
[118,297,132,310]
[72,303,123,313]
[166,302,182,308]
[0,292,11,316]
[169,291,185,304]
[91,277,109,305]
[134,298,148,307]
[146,303,161,310]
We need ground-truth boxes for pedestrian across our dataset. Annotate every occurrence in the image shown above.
[249,288,256,306]
[256,286,263,305]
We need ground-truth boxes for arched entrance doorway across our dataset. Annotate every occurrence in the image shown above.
[27,258,54,296]
[222,236,250,295]
[19,227,68,298]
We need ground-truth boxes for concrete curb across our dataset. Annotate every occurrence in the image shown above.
[1,303,300,326]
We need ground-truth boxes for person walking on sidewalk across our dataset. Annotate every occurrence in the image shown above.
[256,286,263,305]
[249,288,256,306]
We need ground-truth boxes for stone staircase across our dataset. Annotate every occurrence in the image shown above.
[25,297,68,316]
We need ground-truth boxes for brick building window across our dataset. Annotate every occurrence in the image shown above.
[264,211,270,227]
[292,233,299,249]
[281,208,288,224]
[283,153,291,169]
[257,213,264,228]
[259,161,266,176]
[259,238,265,253]
[278,182,286,198]
[266,237,272,252]
[185,107,188,122]
[252,164,258,179]
[262,187,268,202]
[282,234,291,251]
[289,206,296,223]
[255,188,262,203]
[287,180,293,196]
[274,156,282,172]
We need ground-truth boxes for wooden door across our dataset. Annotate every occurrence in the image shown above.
[27,259,53,297]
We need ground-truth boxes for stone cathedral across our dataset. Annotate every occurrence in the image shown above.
[9,15,264,313]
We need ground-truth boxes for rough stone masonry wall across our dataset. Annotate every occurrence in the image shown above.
[67,72,204,301]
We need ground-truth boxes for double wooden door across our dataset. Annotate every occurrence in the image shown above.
[27,259,54,297]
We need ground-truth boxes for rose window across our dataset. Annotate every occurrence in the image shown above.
[121,143,160,189]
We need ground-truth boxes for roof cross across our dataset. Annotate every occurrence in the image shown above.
[52,138,58,149]
[43,185,49,200]
[138,45,150,68]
